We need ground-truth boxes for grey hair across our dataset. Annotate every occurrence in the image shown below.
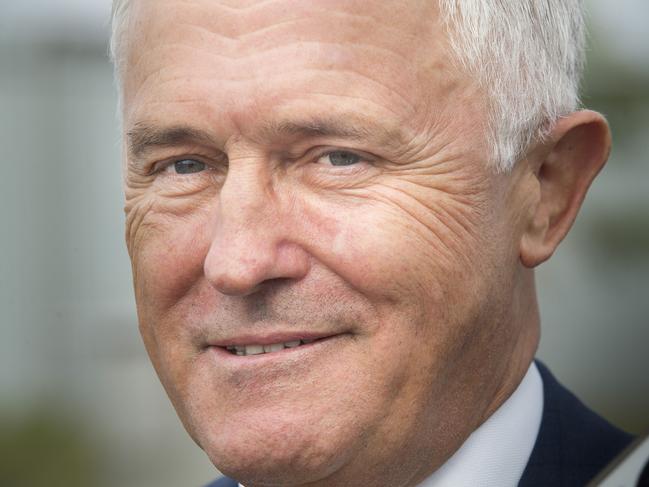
[438,1,586,171]
[109,0,131,98]
[109,0,586,172]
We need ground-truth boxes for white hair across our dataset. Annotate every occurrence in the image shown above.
[439,1,586,171]
[109,0,586,172]
[109,0,131,107]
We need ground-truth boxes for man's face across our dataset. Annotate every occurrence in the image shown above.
[122,1,532,485]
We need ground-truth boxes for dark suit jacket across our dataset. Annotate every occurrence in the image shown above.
[518,361,632,486]
[206,361,633,487]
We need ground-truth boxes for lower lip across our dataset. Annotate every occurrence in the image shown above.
[205,335,345,364]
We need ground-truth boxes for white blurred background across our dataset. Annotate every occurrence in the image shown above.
[1,1,647,486]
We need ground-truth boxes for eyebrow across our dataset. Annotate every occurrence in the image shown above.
[263,119,372,140]
[261,117,406,150]
[127,123,219,159]
[126,116,406,159]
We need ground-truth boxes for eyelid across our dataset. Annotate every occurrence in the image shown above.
[162,158,198,172]
[151,154,222,175]
[311,147,377,165]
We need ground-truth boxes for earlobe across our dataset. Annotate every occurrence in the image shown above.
[519,110,611,268]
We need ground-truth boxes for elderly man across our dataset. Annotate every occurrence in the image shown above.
[110,0,632,485]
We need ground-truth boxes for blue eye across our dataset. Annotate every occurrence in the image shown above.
[172,159,206,174]
[320,151,361,166]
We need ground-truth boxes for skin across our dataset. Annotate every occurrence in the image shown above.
[120,1,611,485]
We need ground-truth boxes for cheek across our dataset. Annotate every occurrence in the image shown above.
[129,199,214,324]
[304,195,474,307]
[300,184,506,366]
[130,206,218,410]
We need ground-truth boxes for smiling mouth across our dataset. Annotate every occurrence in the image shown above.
[223,338,318,356]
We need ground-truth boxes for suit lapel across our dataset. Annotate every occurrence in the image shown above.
[518,361,632,487]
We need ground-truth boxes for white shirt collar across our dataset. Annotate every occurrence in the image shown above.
[239,362,543,487]
[417,362,543,487]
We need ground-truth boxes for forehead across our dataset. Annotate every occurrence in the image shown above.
[122,0,466,140]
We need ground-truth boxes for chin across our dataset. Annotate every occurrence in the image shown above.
[196,416,351,486]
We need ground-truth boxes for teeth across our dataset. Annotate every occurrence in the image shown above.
[245,345,264,355]
[227,339,316,356]
[264,343,285,353]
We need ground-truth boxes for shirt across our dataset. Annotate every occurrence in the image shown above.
[419,362,543,486]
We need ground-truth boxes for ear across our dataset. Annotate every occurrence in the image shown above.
[520,110,611,268]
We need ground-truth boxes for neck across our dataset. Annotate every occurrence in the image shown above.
[481,268,540,426]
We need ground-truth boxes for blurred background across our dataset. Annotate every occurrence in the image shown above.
[0,1,647,486]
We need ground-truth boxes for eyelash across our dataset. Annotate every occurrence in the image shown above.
[151,154,217,176]
[151,148,374,177]
[163,159,206,175]
[312,148,374,171]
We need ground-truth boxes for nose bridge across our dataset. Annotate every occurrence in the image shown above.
[218,154,274,228]
[204,151,308,296]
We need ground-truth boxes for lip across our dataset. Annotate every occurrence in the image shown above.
[205,332,347,361]
[206,331,339,348]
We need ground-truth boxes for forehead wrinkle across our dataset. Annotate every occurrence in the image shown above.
[181,9,423,58]
[125,1,454,119]
[141,0,427,42]
[127,53,421,130]
[126,38,421,115]
[129,48,421,125]
[129,1,439,75]
[139,38,417,76]
[125,1,462,157]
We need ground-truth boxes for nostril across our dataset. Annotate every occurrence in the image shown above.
[203,215,311,296]
[204,240,310,296]
[204,252,270,296]
[209,275,264,296]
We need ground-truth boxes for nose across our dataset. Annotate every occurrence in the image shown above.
[203,159,310,296]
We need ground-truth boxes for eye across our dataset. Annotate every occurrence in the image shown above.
[167,159,206,174]
[318,151,361,167]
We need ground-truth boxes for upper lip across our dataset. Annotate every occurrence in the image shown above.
[206,331,341,348]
